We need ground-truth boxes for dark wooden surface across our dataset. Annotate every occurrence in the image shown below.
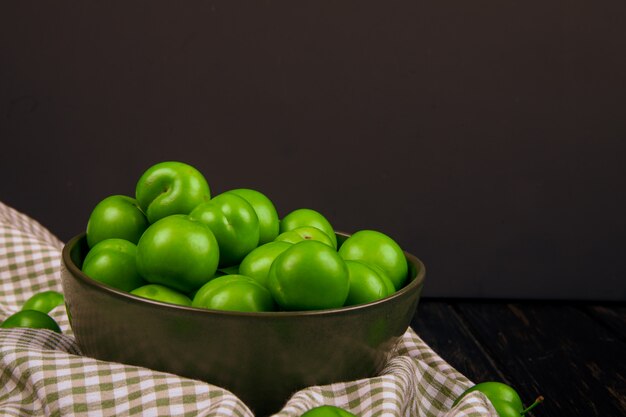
[411,299,626,417]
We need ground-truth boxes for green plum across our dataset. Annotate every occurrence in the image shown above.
[136,215,219,293]
[280,208,337,249]
[343,260,395,306]
[82,238,146,292]
[131,284,192,306]
[135,161,211,224]
[192,274,275,312]
[366,263,397,296]
[86,195,148,247]
[300,405,356,417]
[338,230,408,290]
[491,400,525,417]
[189,193,260,267]
[268,240,349,311]
[224,188,279,245]
[187,269,227,300]
[275,226,334,247]
[239,241,292,287]
[453,381,544,417]
[1,310,62,333]
[21,290,64,314]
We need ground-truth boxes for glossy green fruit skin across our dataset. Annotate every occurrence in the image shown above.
[86,195,149,247]
[344,260,395,306]
[454,382,524,417]
[135,161,211,224]
[189,193,259,268]
[301,405,357,417]
[136,215,219,293]
[192,275,275,312]
[131,284,192,306]
[224,188,279,245]
[338,230,408,290]
[280,208,337,249]
[1,310,62,333]
[268,240,349,311]
[239,241,292,288]
[465,382,524,411]
[82,239,145,292]
[187,269,227,300]
[490,399,524,417]
[275,226,334,247]
[22,291,64,313]
[367,263,397,296]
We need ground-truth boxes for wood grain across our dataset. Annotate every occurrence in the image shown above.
[412,299,506,384]
[584,304,626,342]
[454,301,626,416]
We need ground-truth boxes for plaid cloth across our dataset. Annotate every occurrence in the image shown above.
[0,201,497,416]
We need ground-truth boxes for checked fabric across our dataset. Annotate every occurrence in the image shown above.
[0,201,497,416]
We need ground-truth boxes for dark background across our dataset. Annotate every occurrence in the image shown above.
[1,1,625,299]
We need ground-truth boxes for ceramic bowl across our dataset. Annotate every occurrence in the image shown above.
[61,232,425,416]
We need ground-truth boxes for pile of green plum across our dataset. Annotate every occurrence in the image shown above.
[82,161,410,312]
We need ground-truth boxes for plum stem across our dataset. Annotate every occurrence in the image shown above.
[520,396,544,415]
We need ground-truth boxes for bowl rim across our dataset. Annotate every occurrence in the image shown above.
[62,231,426,318]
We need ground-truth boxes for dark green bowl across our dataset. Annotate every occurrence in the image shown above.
[61,232,425,416]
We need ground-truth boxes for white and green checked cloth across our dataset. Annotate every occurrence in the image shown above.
[0,201,497,416]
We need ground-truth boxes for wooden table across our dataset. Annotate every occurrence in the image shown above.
[410,299,626,416]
